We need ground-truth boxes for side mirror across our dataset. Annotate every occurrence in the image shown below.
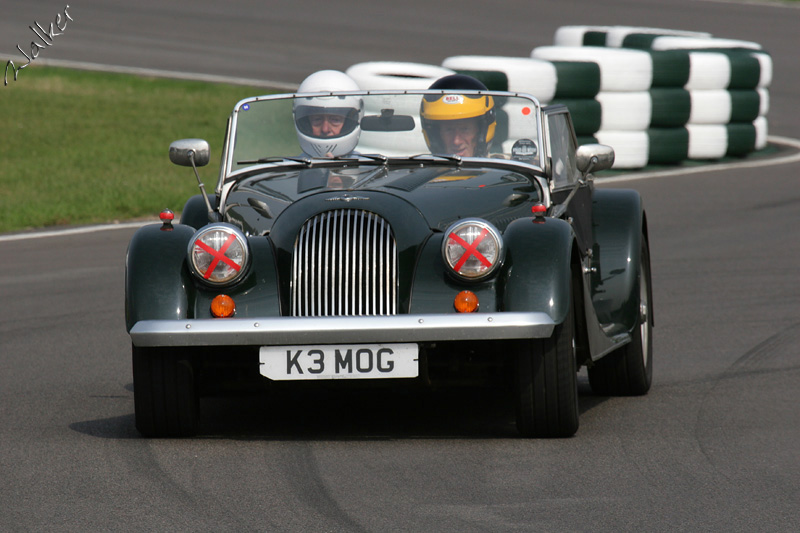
[169,139,210,167]
[576,144,615,174]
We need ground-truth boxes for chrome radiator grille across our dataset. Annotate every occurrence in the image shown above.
[291,209,398,316]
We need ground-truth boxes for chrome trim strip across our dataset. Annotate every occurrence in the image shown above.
[130,312,556,348]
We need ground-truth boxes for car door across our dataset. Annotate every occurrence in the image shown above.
[544,106,593,255]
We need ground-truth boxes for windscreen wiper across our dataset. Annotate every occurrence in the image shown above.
[237,156,313,166]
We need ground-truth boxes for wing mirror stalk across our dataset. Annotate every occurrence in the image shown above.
[169,139,221,222]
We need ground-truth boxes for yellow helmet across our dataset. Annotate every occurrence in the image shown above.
[420,75,496,157]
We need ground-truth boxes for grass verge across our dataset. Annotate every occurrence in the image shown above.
[0,65,272,233]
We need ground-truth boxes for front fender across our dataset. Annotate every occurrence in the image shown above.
[411,218,577,323]
[503,217,575,325]
[592,188,646,335]
[125,223,195,332]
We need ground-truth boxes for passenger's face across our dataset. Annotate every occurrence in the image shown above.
[309,114,346,137]
[440,118,480,157]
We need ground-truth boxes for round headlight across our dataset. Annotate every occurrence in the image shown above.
[188,224,250,285]
[442,219,504,280]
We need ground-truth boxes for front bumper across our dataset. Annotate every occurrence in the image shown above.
[129,312,556,348]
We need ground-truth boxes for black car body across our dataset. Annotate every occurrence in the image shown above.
[125,89,653,438]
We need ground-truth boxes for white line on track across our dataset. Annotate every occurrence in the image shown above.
[0,56,300,91]
[0,221,151,242]
[699,0,800,9]
[598,136,800,184]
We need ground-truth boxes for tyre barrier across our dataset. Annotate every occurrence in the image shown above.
[442,55,601,99]
[628,35,762,52]
[536,27,772,168]
[346,62,455,116]
[345,61,455,90]
[531,46,654,92]
[344,26,771,169]
[684,50,772,90]
[441,56,559,102]
[554,25,711,48]
[582,119,768,169]
[553,88,768,135]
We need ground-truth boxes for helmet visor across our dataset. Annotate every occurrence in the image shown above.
[295,105,360,139]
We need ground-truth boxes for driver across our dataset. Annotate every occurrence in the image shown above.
[420,75,496,157]
[293,70,364,158]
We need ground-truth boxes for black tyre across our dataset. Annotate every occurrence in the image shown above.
[132,345,199,437]
[515,282,579,438]
[588,234,653,396]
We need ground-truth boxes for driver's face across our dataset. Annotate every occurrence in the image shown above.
[440,118,480,157]
[309,113,346,137]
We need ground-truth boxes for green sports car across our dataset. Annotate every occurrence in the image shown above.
[125,87,653,438]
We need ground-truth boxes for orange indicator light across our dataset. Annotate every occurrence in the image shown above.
[454,290,479,313]
[211,294,236,318]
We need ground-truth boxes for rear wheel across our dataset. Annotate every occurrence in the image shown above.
[515,284,579,438]
[588,234,653,395]
[132,345,199,437]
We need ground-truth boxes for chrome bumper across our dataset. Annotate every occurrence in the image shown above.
[129,312,556,348]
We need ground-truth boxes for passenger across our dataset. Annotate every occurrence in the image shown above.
[420,75,496,157]
[293,70,364,158]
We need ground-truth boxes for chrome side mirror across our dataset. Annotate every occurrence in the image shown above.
[169,139,210,167]
[576,143,615,174]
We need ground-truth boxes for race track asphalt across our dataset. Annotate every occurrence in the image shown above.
[1,0,798,530]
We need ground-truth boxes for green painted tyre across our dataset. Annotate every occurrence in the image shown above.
[552,61,601,98]
[726,123,757,156]
[550,98,601,135]
[650,88,691,127]
[588,234,653,396]
[649,128,689,164]
[133,345,199,438]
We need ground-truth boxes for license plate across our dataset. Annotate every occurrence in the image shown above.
[259,343,418,381]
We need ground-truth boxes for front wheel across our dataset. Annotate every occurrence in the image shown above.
[588,234,653,396]
[514,285,579,438]
[132,345,199,437]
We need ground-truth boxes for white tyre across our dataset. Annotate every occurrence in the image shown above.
[649,36,761,51]
[346,62,454,116]
[687,125,727,159]
[757,89,770,119]
[594,131,649,169]
[345,62,455,90]
[553,25,612,46]
[441,55,558,102]
[754,116,768,150]
[752,52,773,88]
[689,90,733,124]
[686,50,771,91]
[596,92,651,131]
[605,26,711,48]
[686,52,731,90]
[531,46,653,92]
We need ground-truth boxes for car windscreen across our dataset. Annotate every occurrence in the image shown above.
[227,91,544,173]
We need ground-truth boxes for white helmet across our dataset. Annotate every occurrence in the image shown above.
[293,70,363,157]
